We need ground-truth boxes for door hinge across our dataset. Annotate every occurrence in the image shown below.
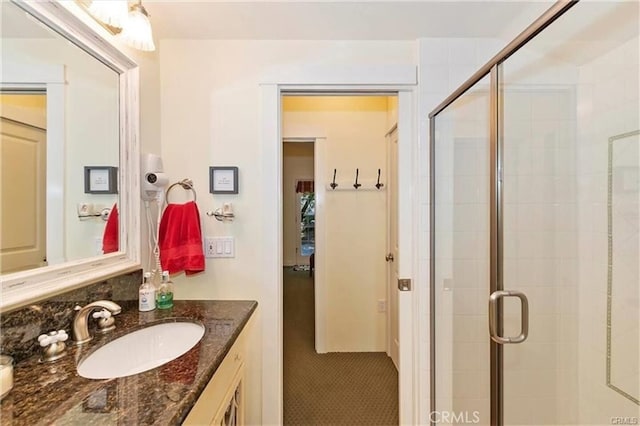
[398,278,412,291]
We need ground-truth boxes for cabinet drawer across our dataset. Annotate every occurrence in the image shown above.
[183,329,247,425]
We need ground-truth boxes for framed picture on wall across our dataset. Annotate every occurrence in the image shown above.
[84,166,118,194]
[209,166,239,194]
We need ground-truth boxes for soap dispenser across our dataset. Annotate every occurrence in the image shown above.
[157,270,174,309]
[139,272,156,311]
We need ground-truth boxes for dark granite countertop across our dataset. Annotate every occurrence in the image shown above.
[0,300,257,425]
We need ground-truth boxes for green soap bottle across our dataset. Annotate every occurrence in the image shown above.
[157,270,174,309]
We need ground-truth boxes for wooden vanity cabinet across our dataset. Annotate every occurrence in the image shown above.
[183,326,248,426]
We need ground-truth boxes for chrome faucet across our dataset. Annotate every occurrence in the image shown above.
[72,300,122,344]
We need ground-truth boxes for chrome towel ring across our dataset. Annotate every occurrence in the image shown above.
[166,179,197,204]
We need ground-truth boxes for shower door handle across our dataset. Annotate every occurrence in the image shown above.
[488,290,529,344]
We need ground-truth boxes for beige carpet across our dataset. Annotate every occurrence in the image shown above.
[283,268,398,426]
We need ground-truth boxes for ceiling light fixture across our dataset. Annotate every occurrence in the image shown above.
[87,0,128,29]
[118,0,156,52]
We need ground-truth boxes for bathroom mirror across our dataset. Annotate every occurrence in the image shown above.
[607,129,640,406]
[0,0,140,312]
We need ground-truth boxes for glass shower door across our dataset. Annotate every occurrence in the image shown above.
[499,2,640,424]
[433,75,492,425]
[499,72,579,425]
[431,2,639,425]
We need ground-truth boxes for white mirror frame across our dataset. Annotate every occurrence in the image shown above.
[0,0,141,312]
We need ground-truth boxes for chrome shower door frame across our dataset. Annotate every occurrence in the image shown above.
[428,1,580,425]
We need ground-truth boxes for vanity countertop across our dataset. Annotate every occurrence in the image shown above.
[0,300,257,425]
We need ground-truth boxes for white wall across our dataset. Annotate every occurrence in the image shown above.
[159,39,415,425]
[2,38,119,261]
[283,96,391,353]
[135,49,163,274]
[282,142,314,267]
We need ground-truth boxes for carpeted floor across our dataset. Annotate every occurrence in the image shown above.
[283,268,398,426]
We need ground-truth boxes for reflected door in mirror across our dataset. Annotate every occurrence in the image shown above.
[1,100,47,273]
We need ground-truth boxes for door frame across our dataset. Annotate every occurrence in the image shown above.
[260,65,419,425]
[1,63,66,267]
[386,124,400,369]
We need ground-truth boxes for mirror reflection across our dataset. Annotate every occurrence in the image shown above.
[1,1,120,274]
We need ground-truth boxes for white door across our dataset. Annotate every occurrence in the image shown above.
[0,117,47,273]
[387,126,399,369]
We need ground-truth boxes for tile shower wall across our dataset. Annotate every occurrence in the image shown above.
[422,7,639,426]
[502,86,579,425]
[428,38,581,423]
[576,35,640,424]
[433,81,492,426]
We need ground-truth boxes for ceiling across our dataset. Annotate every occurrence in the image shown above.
[144,1,555,41]
[1,1,556,41]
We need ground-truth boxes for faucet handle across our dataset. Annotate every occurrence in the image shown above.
[38,330,68,347]
[93,309,116,334]
[92,309,112,320]
[38,330,68,362]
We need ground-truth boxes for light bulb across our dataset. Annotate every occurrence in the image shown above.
[119,3,156,52]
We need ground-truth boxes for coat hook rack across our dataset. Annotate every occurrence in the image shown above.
[375,169,384,189]
[353,168,361,189]
[330,169,338,190]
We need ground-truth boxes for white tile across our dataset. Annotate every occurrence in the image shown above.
[448,39,477,66]
[452,370,490,399]
[503,368,558,399]
[504,342,558,371]
[452,314,487,342]
[451,288,483,316]
[419,38,448,65]
[452,341,490,371]
[422,64,449,90]
[526,314,559,343]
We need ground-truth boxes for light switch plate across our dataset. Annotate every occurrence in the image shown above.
[204,237,235,258]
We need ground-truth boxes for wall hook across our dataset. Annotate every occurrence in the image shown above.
[375,168,384,189]
[353,168,361,189]
[330,169,338,190]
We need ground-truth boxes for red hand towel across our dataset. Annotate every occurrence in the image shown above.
[102,204,119,254]
[159,201,205,275]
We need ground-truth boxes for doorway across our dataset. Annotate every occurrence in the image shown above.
[282,94,399,424]
[0,92,47,273]
[283,140,315,271]
[260,73,418,425]
[297,188,315,266]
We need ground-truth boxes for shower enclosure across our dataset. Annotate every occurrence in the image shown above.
[430,1,639,425]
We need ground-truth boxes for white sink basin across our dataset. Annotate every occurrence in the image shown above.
[77,321,205,379]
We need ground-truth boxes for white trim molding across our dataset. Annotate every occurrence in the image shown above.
[260,64,418,426]
[261,64,418,86]
[1,62,66,267]
[1,0,140,312]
